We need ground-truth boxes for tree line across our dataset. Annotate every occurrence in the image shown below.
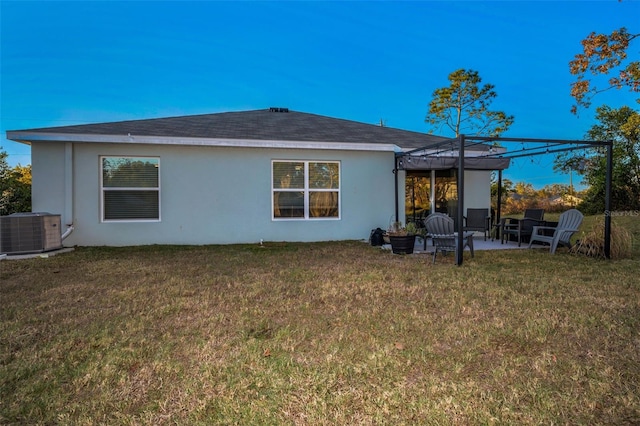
[492,180,586,215]
[0,149,31,215]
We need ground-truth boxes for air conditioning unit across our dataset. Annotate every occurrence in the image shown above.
[0,213,63,255]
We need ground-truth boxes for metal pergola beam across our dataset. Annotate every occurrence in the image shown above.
[495,144,591,160]
[461,135,608,147]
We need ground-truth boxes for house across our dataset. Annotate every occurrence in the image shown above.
[6,108,507,247]
[549,194,583,207]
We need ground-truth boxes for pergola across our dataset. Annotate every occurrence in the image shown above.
[395,135,613,265]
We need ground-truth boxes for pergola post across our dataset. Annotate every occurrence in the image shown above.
[496,169,502,229]
[457,134,465,266]
[604,141,613,259]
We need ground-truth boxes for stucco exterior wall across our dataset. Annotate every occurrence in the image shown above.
[31,143,68,225]
[31,141,396,246]
[463,170,492,212]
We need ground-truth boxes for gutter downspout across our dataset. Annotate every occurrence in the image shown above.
[61,225,74,241]
[63,142,74,241]
[394,155,399,223]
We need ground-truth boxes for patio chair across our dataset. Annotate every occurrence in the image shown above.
[424,213,474,263]
[463,208,491,241]
[500,208,545,247]
[529,209,584,254]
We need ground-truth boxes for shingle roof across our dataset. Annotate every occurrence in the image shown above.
[12,108,448,150]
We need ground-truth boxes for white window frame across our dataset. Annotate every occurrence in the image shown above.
[272,160,341,221]
[100,156,161,223]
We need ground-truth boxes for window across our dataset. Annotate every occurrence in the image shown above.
[101,156,160,221]
[272,161,340,220]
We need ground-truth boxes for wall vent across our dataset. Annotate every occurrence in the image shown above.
[269,107,289,113]
[0,213,62,255]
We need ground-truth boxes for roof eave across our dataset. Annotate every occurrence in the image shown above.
[6,131,399,152]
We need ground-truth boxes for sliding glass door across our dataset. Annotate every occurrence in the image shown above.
[405,172,431,225]
[405,169,458,226]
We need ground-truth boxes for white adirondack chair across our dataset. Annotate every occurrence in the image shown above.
[528,209,584,254]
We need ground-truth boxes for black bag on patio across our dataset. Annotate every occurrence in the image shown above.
[370,228,385,246]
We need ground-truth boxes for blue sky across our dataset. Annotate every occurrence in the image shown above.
[1,1,638,188]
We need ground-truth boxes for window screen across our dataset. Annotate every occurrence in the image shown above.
[101,157,160,221]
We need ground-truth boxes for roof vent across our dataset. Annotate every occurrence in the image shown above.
[269,107,289,113]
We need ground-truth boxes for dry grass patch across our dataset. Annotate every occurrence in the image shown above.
[1,221,639,424]
[573,216,634,259]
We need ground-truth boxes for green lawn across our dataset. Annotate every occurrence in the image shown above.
[1,215,639,425]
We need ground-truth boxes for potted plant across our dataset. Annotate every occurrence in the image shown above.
[387,221,418,254]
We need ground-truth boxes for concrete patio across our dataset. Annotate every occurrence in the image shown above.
[380,233,545,255]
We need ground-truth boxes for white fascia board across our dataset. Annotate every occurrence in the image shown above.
[7,131,398,152]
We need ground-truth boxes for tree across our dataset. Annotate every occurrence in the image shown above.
[514,182,536,197]
[425,69,514,137]
[490,175,513,213]
[569,27,639,114]
[554,105,640,214]
[0,149,32,215]
[540,183,572,198]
